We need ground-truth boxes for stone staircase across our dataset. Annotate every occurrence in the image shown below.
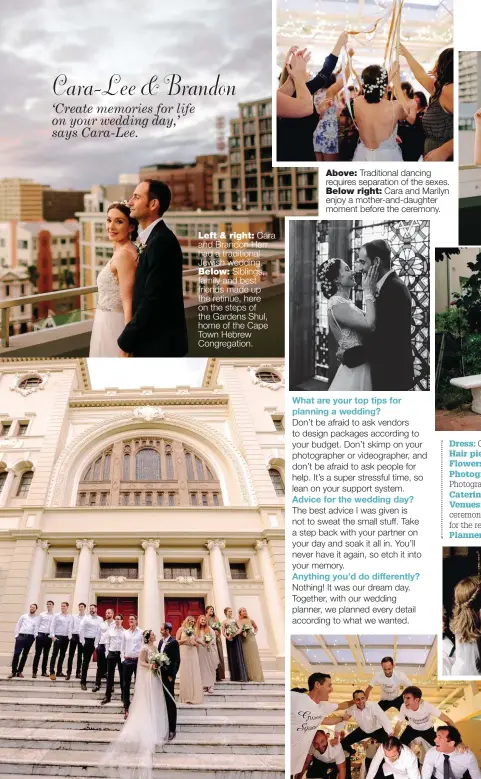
[0,671,285,778]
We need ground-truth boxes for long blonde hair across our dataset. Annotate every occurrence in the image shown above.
[181,615,195,630]
[195,614,209,637]
[450,576,481,642]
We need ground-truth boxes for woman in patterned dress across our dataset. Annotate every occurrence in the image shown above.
[313,52,353,162]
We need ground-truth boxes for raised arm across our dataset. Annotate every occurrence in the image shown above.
[364,684,373,700]
[366,747,384,779]
[475,110,481,165]
[439,713,455,727]
[399,43,434,95]
[277,55,313,118]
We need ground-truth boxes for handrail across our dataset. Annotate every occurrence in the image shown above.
[0,254,284,348]
[460,165,481,171]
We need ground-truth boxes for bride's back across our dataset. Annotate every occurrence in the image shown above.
[354,96,403,150]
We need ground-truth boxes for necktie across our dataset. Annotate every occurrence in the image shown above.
[443,754,451,779]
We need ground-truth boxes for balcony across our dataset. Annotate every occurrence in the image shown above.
[0,257,285,358]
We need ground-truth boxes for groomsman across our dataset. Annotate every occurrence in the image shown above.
[66,602,86,680]
[100,614,125,705]
[9,603,39,678]
[364,657,410,712]
[158,621,180,740]
[92,608,114,692]
[366,737,420,779]
[340,690,393,755]
[396,687,455,747]
[422,726,481,779]
[79,604,102,691]
[121,615,143,719]
[32,600,55,678]
[301,729,347,779]
[49,602,72,680]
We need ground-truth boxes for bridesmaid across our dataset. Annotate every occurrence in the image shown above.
[205,605,225,681]
[237,607,264,682]
[176,616,203,704]
[222,606,247,683]
[196,615,218,694]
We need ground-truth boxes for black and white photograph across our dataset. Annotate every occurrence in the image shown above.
[289,219,430,392]
[442,547,481,679]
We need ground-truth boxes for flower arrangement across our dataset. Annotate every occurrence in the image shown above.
[184,626,195,637]
[241,623,253,637]
[137,242,146,256]
[149,651,170,677]
[204,633,213,644]
[225,623,238,638]
[210,620,222,631]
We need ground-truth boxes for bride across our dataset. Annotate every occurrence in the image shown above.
[89,201,138,357]
[353,63,412,161]
[101,629,169,779]
[318,257,378,391]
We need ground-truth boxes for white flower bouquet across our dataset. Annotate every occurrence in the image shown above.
[184,627,195,637]
[149,651,170,677]
[225,623,238,638]
[241,623,253,637]
[204,633,213,644]
[210,620,222,631]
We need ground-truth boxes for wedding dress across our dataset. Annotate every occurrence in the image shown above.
[327,295,372,391]
[100,645,169,779]
[89,260,126,357]
[451,637,480,676]
[353,124,402,161]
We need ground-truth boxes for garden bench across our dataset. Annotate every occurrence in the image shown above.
[450,375,481,414]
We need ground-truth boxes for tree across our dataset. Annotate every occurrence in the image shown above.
[452,251,481,333]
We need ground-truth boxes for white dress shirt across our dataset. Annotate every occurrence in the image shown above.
[105,625,125,653]
[35,611,55,636]
[99,619,114,646]
[121,627,143,661]
[367,745,420,779]
[79,614,103,647]
[370,669,411,701]
[422,747,481,779]
[346,701,392,735]
[309,741,345,765]
[69,613,86,638]
[50,613,72,638]
[160,635,172,653]
[138,218,163,245]
[400,701,441,731]
[15,613,38,637]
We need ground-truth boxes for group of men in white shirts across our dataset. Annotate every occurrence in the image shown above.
[291,657,480,779]
[9,600,145,715]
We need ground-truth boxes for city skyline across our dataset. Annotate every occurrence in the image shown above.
[0,0,271,188]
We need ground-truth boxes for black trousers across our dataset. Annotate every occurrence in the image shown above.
[400,725,436,747]
[105,651,123,700]
[306,759,339,779]
[81,637,96,684]
[32,633,52,675]
[12,634,35,675]
[161,671,177,734]
[341,727,389,755]
[50,635,69,674]
[66,634,83,677]
[378,694,404,711]
[95,644,107,686]
[122,658,138,711]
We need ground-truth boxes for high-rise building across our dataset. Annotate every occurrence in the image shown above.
[42,189,88,222]
[459,51,481,131]
[213,97,317,212]
[139,155,226,211]
[0,179,44,221]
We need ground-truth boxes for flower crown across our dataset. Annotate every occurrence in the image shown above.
[110,199,131,209]
[318,257,341,282]
[362,67,388,94]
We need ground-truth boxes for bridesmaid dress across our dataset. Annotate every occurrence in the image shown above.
[178,631,203,704]
[223,619,248,682]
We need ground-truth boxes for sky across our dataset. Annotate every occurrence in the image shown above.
[0,0,271,188]
[87,358,208,389]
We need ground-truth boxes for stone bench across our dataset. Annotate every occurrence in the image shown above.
[450,375,481,414]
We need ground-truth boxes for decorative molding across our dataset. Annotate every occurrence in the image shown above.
[228,582,263,591]
[133,407,165,423]
[247,365,285,391]
[206,539,226,551]
[105,575,127,583]
[10,373,50,396]
[0,440,24,449]
[141,539,160,551]
[174,576,198,584]
[47,412,256,507]
[36,540,50,551]
[76,539,95,551]
[255,539,268,551]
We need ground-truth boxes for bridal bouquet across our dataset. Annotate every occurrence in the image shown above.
[149,651,170,677]
[225,623,238,638]
[241,623,253,637]
[210,620,222,631]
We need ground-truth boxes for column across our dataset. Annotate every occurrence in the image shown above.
[0,470,15,508]
[255,540,284,658]
[24,540,49,610]
[141,540,160,631]
[72,539,95,608]
[206,540,231,615]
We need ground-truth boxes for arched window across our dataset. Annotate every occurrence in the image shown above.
[185,452,194,480]
[165,446,174,479]
[195,456,205,481]
[83,464,92,480]
[0,472,8,493]
[256,370,281,384]
[17,470,33,497]
[135,448,161,480]
[18,377,42,389]
[92,458,102,481]
[103,452,111,481]
[123,449,131,480]
[269,468,284,496]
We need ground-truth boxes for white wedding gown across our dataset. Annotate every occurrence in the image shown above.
[353,124,402,161]
[328,295,372,391]
[89,260,125,357]
[101,646,169,779]
[451,636,480,676]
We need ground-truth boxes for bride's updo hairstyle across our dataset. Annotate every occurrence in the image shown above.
[318,258,343,299]
[107,201,139,241]
[361,65,388,104]
[143,629,153,643]
[450,576,481,642]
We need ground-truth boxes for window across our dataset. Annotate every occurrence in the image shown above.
[123,451,131,480]
[134,492,141,506]
[103,453,111,480]
[157,492,164,505]
[272,416,284,432]
[92,458,102,481]
[165,446,174,479]
[269,468,284,496]
[256,370,281,384]
[17,471,33,497]
[89,492,97,505]
[99,562,138,579]
[0,422,11,437]
[168,492,175,506]
[55,561,73,579]
[190,493,198,506]
[78,493,87,506]
[164,563,201,580]
[121,492,129,506]
[0,472,8,493]
[201,493,208,506]
[185,452,194,480]
[18,377,42,389]
[135,448,161,480]
[213,493,219,506]
[145,492,153,506]
[195,456,204,481]
[100,493,108,506]
[230,562,247,580]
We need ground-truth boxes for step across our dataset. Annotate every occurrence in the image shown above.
[0,728,284,755]
[0,684,283,703]
[4,677,284,692]
[0,711,284,733]
[0,749,285,778]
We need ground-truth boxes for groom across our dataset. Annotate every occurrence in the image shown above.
[158,622,180,741]
[355,239,414,391]
[117,179,188,357]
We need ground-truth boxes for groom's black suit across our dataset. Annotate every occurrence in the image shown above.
[117,219,188,357]
[158,635,180,735]
[369,271,413,391]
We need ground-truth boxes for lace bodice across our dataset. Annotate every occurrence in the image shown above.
[96,260,123,313]
[327,295,364,349]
